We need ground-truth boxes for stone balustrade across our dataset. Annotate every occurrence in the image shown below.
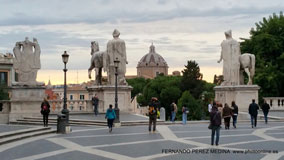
[263,97,284,110]
[48,100,93,113]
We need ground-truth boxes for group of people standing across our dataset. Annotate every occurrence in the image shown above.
[209,99,271,146]
[208,101,239,146]
[171,102,188,125]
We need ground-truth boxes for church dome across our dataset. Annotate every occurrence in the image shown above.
[137,44,168,68]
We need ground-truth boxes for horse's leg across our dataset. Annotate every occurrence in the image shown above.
[98,67,102,85]
[95,68,99,85]
[244,68,252,85]
[88,57,95,79]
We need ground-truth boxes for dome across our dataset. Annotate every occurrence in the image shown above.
[137,44,168,68]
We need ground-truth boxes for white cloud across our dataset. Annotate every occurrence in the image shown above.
[0,0,283,83]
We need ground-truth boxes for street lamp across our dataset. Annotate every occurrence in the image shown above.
[61,51,69,122]
[114,58,120,123]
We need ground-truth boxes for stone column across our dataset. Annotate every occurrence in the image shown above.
[160,107,166,121]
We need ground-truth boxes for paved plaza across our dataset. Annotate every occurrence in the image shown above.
[1,121,284,160]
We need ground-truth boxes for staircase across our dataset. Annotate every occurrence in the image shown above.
[10,117,170,126]
[0,127,56,145]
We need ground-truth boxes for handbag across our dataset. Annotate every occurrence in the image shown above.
[208,123,213,129]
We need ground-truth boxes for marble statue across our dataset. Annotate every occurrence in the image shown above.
[106,29,128,85]
[88,41,109,85]
[239,53,255,85]
[13,37,42,85]
[218,30,241,86]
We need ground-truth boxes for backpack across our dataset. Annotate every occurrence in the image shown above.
[149,106,156,115]
[212,111,221,126]
[43,105,48,111]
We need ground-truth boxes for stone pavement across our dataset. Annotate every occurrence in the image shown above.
[0,124,35,133]
[49,113,149,121]
[1,121,284,160]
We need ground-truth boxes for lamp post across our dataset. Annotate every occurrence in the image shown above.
[61,51,69,122]
[114,58,120,123]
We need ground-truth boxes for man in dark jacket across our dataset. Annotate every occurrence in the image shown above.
[41,98,50,127]
[148,97,160,132]
[261,100,270,124]
[249,99,259,128]
[210,102,222,146]
[232,101,239,128]
[92,95,99,116]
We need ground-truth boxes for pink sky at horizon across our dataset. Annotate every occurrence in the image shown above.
[37,66,222,85]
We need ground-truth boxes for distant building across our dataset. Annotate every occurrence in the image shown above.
[50,82,93,101]
[67,84,89,101]
[172,71,181,76]
[0,53,16,86]
[137,44,168,79]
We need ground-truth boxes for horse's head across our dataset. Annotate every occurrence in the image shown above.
[91,41,99,55]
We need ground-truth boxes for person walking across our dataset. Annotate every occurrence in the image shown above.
[148,97,160,133]
[41,98,50,127]
[231,101,239,128]
[182,105,188,125]
[171,102,177,122]
[210,102,222,146]
[92,95,99,116]
[222,103,232,130]
[261,100,270,124]
[249,99,259,128]
[105,104,116,133]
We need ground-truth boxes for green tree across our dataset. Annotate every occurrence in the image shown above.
[127,77,150,98]
[138,76,182,119]
[181,60,204,99]
[241,12,284,97]
[177,91,202,120]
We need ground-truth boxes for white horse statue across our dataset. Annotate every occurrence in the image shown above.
[88,41,109,85]
[239,53,255,85]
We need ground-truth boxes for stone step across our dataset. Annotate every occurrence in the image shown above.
[0,127,51,139]
[13,120,107,126]
[0,128,56,145]
[23,117,106,123]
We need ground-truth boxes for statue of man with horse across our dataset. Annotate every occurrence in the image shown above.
[218,30,255,86]
[88,29,128,85]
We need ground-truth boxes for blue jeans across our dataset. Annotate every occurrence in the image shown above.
[250,115,257,127]
[211,126,220,145]
[263,112,268,123]
[182,113,187,124]
[171,111,176,122]
[232,115,238,127]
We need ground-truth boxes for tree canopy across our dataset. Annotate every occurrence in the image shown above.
[128,60,214,120]
[181,60,204,99]
[241,12,284,97]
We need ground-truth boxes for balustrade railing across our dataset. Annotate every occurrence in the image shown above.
[48,100,93,113]
[263,97,284,110]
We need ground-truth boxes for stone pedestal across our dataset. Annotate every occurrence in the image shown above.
[9,85,45,122]
[87,85,133,113]
[160,107,165,121]
[214,85,260,112]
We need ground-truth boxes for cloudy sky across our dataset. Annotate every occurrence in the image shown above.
[0,0,283,84]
